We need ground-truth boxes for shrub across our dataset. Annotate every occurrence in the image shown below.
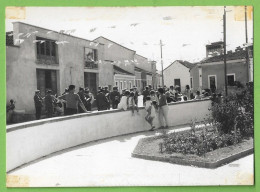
[210,83,253,137]
[162,130,242,156]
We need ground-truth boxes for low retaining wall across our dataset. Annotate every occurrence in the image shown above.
[6,99,211,172]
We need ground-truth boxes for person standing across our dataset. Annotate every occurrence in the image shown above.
[34,90,43,120]
[185,85,191,100]
[110,86,120,109]
[84,88,93,111]
[45,90,55,118]
[58,85,87,115]
[104,86,111,110]
[78,87,88,113]
[158,88,169,129]
[128,91,139,115]
[142,86,150,104]
[133,86,139,106]
[6,99,15,124]
[96,88,109,111]
[62,88,69,114]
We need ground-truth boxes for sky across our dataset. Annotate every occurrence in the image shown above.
[6,6,253,70]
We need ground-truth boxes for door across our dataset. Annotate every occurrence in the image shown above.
[84,72,97,95]
[37,69,58,96]
[174,79,181,91]
[209,76,216,91]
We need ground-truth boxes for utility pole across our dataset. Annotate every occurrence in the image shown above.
[245,6,250,82]
[223,6,228,96]
[160,40,164,87]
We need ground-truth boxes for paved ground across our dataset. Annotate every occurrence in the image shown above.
[7,125,254,187]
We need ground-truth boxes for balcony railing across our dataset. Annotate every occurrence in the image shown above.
[36,55,58,65]
[85,61,98,69]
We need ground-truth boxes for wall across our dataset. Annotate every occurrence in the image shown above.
[164,61,190,91]
[6,99,211,172]
[98,60,114,88]
[95,37,135,74]
[190,65,200,92]
[135,54,151,73]
[146,74,153,86]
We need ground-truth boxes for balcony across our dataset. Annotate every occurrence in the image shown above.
[36,55,58,65]
[85,61,98,69]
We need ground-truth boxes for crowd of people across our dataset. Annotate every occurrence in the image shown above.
[6,83,213,127]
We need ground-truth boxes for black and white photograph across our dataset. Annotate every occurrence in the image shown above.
[5,6,254,187]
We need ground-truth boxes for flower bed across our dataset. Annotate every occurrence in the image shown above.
[162,126,243,156]
[132,128,253,168]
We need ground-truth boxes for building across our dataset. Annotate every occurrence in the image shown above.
[6,22,157,118]
[94,36,136,92]
[94,36,157,93]
[206,41,224,58]
[163,60,194,91]
[6,22,105,115]
[134,55,156,91]
[190,45,253,93]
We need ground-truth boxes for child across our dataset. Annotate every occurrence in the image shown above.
[118,90,130,111]
[150,90,159,104]
[144,96,156,131]
[128,91,139,115]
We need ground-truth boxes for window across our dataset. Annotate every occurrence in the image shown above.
[84,47,98,69]
[129,81,132,89]
[190,77,193,89]
[36,37,58,64]
[227,74,235,86]
[115,81,118,87]
[124,81,127,89]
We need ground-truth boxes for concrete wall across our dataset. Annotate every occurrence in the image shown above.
[190,65,200,92]
[98,60,114,87]
[164,61,190,91]
[7,22,105,114]
[6,99,211,172]
[135,54,151,72]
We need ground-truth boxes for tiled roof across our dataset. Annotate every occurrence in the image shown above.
[164,60,195,71]
[113,65,134,76]
[6,32,14,46]
[176,60,194,69]
[201,50,248,63]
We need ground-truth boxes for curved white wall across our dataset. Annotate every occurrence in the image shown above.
[6,99,211,172]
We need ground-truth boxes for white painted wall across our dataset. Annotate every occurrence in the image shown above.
[164,61,190,91]
[6,99,211,172]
